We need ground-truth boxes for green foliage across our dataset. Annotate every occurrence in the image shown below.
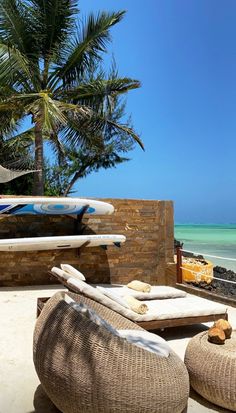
[0,174,33,195]
[44,163,70,196]
[0,1,143,195]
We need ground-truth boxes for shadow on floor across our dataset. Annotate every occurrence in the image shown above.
[156,323,209,341]
[189,387,232,412]
[0,284,64,293]
[29,377,233,413]
[29,385,61,413]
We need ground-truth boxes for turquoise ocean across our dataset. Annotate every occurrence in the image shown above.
[175,224,236,272]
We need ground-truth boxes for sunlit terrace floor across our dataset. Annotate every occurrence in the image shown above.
[0,284,235,413]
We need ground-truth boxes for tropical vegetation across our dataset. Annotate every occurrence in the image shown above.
[0,0,143,195]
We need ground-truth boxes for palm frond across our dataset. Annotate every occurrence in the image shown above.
[0,98,26,136]
[56,78,141,109]
[29,0,78,85]
[60,111,104,150]
[59,106,144,150]
[0,129,34,169]
[46,132,66,160]
[104,119,144,150]
[0,0,39,59]
[5,127,35,149]
[49,11,125,89]
[0,84,17,100]
[0,92,43,134]
[0,43,33,90]
[25,94,91,137]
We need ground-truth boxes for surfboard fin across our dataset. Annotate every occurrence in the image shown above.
[114,242,121,248]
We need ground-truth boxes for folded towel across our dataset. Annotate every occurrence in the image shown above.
[124,296,149,314]
[127,280,151,293]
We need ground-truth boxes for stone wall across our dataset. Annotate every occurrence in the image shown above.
[0,199,175,286]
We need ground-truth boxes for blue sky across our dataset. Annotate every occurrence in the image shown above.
[69,1,236,223]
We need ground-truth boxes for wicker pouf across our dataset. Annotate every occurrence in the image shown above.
[185,331,236,411]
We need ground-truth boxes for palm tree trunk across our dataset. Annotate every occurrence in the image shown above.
[33,121,44,195]
[63,171,81,196]
[63,161,91,196]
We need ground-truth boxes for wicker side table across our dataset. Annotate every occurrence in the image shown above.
[185,331,236,411]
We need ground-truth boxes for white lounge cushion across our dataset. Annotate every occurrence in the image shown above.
[117,329,170,358]
[142,295,227,321]
[60,264,86,281]
[64,294,170,357]
[96,286,130,309]
[96,284,187,300]
[51,266,71,281]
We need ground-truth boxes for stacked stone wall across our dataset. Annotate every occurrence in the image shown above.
[0,199,175,286]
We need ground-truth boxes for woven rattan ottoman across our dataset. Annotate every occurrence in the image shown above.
[185,331,236,411]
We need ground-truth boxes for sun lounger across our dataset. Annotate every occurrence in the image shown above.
[95,283,187,299]
[47,270,228,330]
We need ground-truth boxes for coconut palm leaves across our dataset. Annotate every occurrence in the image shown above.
[53,11,125,87]
[0,0,142,195]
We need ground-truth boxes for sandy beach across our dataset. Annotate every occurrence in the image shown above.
[1,284,236,413]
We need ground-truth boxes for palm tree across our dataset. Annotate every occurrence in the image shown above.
[0,0,143,195]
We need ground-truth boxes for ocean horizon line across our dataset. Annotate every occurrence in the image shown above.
[175,223,236,226]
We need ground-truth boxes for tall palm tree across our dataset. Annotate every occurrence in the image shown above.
[0,0,143,195]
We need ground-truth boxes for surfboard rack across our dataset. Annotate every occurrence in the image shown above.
[73,205,90,235]
[77,240,91,256]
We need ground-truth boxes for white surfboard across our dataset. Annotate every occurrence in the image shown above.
[0,234,126,252]
[0,196,114,215]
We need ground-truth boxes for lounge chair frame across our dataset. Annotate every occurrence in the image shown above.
[45,271,228,330]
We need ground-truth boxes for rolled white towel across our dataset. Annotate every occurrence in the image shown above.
[127,280,151,293]
[124,295,149,314]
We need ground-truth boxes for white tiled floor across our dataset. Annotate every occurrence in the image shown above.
[0,285,235,413]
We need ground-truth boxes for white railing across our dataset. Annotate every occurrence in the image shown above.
[179,265,236,285]
[176,247,236,286]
